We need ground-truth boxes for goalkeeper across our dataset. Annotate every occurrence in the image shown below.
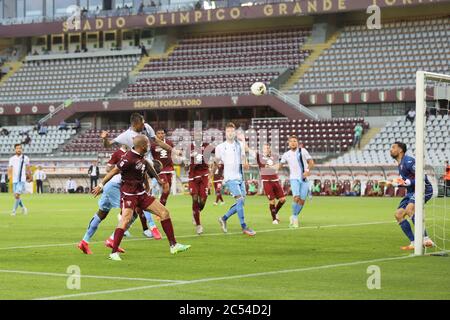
[385,142,434,250]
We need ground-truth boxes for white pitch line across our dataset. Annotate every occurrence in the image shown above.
[0,221,393,251]
[0,269,184,283]
[34,254,415,300]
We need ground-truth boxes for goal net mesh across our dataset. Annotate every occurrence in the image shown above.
[420,73,450,255]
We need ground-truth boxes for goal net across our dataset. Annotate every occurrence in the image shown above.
[415,71,450,256]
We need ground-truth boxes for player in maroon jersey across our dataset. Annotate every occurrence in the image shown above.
[185,136,212,235]
[150,128,174,206]
[256,143,286,224]
[212,163,225,205]
[78,145,128,254]
[92,135,190,260]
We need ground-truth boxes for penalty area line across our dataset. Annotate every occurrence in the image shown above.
[34,254,415,300]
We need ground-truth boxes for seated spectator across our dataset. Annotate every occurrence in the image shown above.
[406,108,416,123]
[74,118,81,132]
[343,180,352,194]
[336,180,344,196]
[138,1,144,14]
[74,46,81,53]
[38,125,48,135]
[353,180,362,196]
[150,0,156,6]
[21,133,31,145]
[247,181,257,196]
[365,180,373,196]
[0,127,9,136]
[32,49,39,55]
[345,180,361,196]
[370,181,383,197]
[311,180,321,196]
[66,177,77,193]
[330,180,338,196]
[384,183,395,197]
[58,121,68,130]
[322,180,331,196]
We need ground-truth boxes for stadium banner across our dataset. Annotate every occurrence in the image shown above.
[0,0,447,37]
[0,87,433,119]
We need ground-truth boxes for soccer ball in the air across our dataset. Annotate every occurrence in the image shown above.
[251,82,267,96]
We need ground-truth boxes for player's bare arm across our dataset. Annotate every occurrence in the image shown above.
[105,164,114,173]
[153,136,173,152]
[100,130,115,148]
[143,172,151,193]
[7,166,12,181]
[144,159,163,185]
[92,166,120,197]
[304,159,315,177]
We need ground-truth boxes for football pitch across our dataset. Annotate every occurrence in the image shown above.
[0,193,449,300]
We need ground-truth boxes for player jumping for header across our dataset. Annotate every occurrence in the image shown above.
[78,113,164,254]
[93,135,190,260]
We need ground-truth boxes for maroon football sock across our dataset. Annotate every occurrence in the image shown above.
[192,201,201,226]
[112,228,125,253]
[198,198,207,211]
[275,201,285,214]
[138,212,148,231]
[269,204,277,220]
[161,218,177,246]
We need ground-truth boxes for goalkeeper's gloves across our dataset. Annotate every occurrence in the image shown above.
[392,178,408,187]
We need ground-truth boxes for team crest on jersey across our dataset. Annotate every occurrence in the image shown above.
[126,201,132,207]
[135,162,144,170]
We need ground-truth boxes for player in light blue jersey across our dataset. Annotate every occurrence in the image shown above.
[214,122,255,236]
[280,135,314,228]
[8,144,30,216]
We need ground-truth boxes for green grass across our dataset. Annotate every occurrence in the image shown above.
[0,193,449,300]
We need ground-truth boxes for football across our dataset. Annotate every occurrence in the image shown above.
[250,82,267,96]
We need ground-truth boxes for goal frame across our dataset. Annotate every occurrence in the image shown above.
[415,71,450,256]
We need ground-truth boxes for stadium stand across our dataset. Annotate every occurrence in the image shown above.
[125,71,280,97]
[61,129,122,156]
[249,117,369,154]
[123,28,311,97]
[289,17,450,93]
[0,54,140,104]
[0,125,76,155]
[329,115,450,166]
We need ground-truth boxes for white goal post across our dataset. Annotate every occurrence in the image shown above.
[415,71,450,256]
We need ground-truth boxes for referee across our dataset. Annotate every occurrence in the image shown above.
[33,166,46,194]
